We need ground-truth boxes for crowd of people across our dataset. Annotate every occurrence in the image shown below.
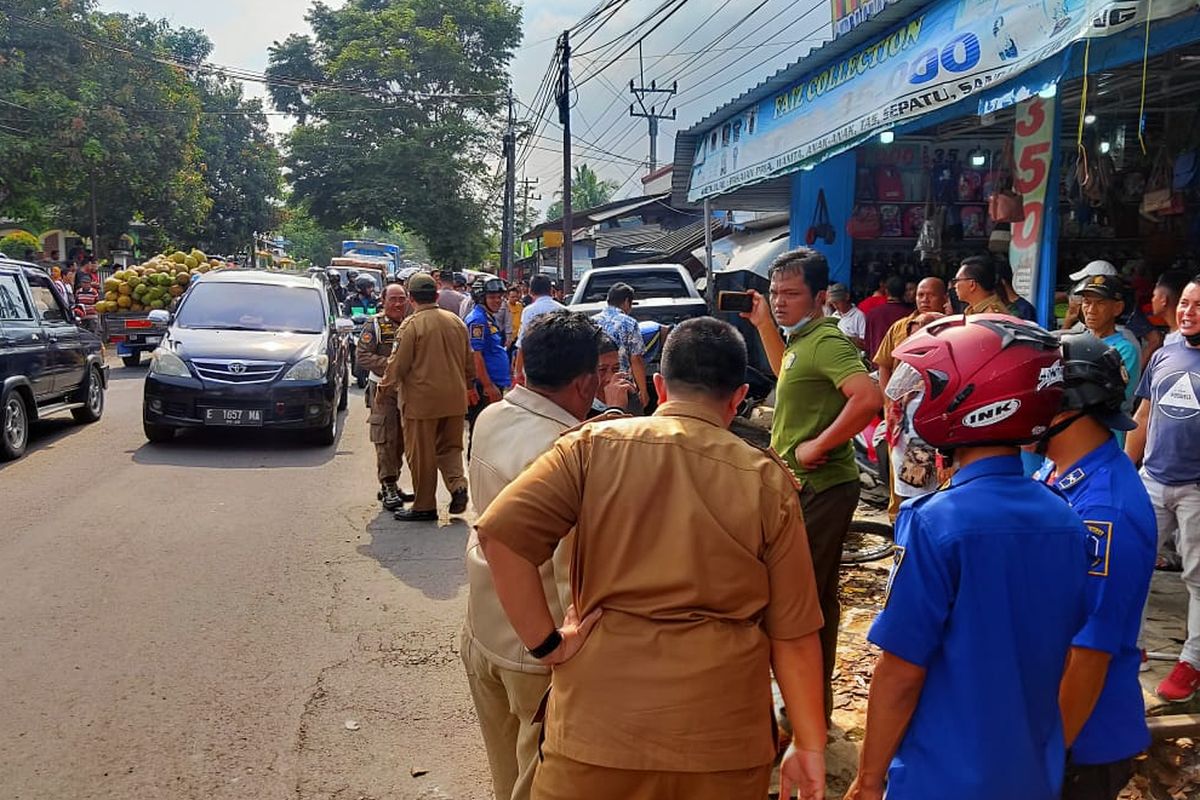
[350,248,1200,800]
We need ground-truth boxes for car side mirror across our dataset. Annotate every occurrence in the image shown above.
[147,309,171,325]
[335,318,355,334]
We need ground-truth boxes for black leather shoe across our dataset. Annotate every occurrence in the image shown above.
[395,508,437,522]
[449,488,469,515]
[398,489,416,503]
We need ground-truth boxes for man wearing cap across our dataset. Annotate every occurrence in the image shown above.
[1075,274,1141,444]
[380,273,477,522]
[950,256,1009,315]
[437,271,468,314]
[826,283,866,351]
[1127,275,1200,703]
[1033,332,1156,800]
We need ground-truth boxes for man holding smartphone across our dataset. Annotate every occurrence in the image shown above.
[742,249,882,719]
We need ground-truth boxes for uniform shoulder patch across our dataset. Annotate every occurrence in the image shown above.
[470,324,485,340]
[359,329,374,346]
[1084,519,1114,577]
[1055,467,1087,491]
[884,545,906,606]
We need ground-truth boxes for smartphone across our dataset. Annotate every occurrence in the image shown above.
[717,291,754,313]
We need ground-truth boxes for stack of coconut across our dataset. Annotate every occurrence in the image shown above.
[96,250,222,314]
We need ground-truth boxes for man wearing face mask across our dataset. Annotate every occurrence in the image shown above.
[744,248,883,719]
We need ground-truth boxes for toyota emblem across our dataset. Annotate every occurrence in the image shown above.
[228,361,247,375]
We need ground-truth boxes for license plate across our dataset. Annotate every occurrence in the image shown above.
[203,408,263,426]
[145,335,162,345]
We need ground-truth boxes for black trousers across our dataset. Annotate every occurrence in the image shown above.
[799,480,861,721]
[1061,758,1134,800]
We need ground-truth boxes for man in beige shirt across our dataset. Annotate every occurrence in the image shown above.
[379,272,476,521]
[952,255,1011,315]
[478,317,828,800]
[464,310,605,800]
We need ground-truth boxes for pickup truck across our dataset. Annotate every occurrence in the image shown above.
[567,264,708,326]
[0,257,108,460]
[105,311,169,367]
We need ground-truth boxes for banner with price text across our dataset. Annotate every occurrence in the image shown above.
[1009,95,1055,303]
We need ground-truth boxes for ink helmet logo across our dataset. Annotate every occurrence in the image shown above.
[1037,360,1064,391]
[962,398,1022,428]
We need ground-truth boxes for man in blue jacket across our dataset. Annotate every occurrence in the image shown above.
[1038,331,1156,799]
[846,315,1089,800]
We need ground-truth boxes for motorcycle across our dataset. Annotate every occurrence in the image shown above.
[346,302,378,389]
[854,414,891,511]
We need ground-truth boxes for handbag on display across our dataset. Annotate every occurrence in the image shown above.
[806,189,837,245]
[847,205,882,239]
[989,139,1025,223]
[879,204,903,237]
[988,227,1011,253]
[1141,148,1175,215]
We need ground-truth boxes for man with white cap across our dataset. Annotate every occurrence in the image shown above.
[1063,260,1141,356]
[826,283,867,351]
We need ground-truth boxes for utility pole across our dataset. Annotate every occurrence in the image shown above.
[629,43,677,173]
[501,89,516,277]
[556,29,573,294]
[518,175,541,240]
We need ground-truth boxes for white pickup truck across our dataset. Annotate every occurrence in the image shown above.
[567,264,708,326]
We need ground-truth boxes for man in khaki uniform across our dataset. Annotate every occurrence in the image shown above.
[952,255,1011,315]
[379,273,475,522]
[463,310,604,800]
[356,282,415,510]
[478,317,828,800]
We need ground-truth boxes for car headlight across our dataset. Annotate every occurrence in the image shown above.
[148,348,190,378]
[283,355,329,381]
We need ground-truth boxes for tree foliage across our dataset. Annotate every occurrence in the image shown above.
[545,164,620,223]
[0,0,282,254]
[267,0,521,267]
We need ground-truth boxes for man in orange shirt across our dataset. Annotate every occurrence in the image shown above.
[478,317,827,800]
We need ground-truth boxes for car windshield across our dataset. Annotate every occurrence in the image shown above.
[331,269,382,291]
[578,271,690,303]
[175,283,326,334]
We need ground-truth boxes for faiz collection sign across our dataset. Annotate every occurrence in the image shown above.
[687,0,1196,202]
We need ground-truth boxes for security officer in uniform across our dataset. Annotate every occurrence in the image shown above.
[464,275,512,451]
[847,315,1090,800]
[356,282,415,510]
[1037,332,1156,800]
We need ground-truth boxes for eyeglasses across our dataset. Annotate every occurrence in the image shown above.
[950,276,975,285]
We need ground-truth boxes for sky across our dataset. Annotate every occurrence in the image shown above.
[98,0,833,213]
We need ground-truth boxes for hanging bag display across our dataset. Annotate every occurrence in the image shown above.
[988,138,1025,223]
[806,189,837,245]
[915,174,941,259]
[847,204,882,239]
[1141,147,1175,215]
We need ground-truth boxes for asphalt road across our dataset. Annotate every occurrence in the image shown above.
[0,362,491,800]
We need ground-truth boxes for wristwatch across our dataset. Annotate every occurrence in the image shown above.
[528,629,563,660]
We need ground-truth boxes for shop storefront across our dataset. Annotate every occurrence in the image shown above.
[673,0,1200,328]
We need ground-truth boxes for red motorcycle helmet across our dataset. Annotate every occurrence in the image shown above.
[886,314,1065,449]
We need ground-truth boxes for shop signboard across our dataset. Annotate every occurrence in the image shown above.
[688,0,1195,202]
[1009,95,1055,300]
[832,0,901,39]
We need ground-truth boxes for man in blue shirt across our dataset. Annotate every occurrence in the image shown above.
[1036,332,1156,800]
[591,282,649,410]
[1127,276,1200,702]
[846,315,1089,800]
[465,276,512,453]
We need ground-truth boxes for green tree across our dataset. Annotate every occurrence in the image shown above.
[0,1,211,252]
[266,0,521,267]
[193,77,283,254]
[544,163,620,222]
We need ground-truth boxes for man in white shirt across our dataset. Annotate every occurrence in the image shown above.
[512,274,565,383]
[463,310,602,800]
[826,282,867,351]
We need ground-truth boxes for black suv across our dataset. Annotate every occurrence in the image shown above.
[142,270,353,445]
[0,257,108,460]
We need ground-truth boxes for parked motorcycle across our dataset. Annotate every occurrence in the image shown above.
[853,414,890,511]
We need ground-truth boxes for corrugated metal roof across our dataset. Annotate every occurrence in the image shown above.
[671,0,940,208]
[610,217,726,262]
[595,224,665,257]
[521,193,669,240]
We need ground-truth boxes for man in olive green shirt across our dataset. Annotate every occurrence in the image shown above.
[745,249,882,718]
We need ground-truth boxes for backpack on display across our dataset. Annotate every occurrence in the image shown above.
[958,170,983,202]
[961,206,987,238]
[931,150,959,203]
[879,204,903,237]
[902,206,926,237]
[875,165,905,201]
[857,166,875,199]
[1174,150,1198,191]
